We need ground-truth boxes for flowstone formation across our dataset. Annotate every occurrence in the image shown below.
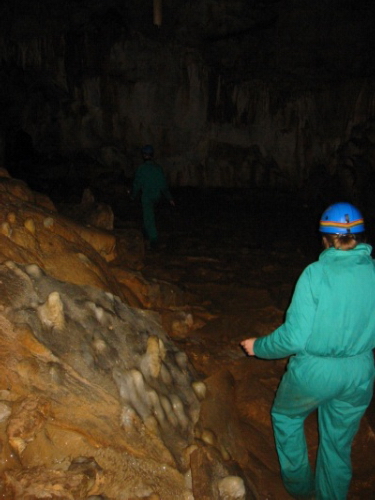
[0,261,198,499]
[0,171,250,499]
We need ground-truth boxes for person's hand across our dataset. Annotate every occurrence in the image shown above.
[170,199,175,207]
[240,338,257,356]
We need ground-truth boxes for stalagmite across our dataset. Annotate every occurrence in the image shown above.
[48,362,65,385]
[77,252,91,265]
[121,405,138,428]
[25,264,42,279]
[0,403,11,423]
[141,335,163,378]
[114,369,151,422]
[92,338,107,353]
[148,389,166,426]
[184,468,192,489]
[192,381,207,401]
[160,395,178,427]
[24,218,35,235]
[131,368,147,397]
[91,304,105,323]
[220,445,231,461]
[1,221,11,237]
[170,394,189,430]
[160,364,172,385]
[43,217,54,228]
[200,428,216,446]
[87,302,111,326]
[37,291,65,330]
[217,475,246,500]
[175,351,188,369]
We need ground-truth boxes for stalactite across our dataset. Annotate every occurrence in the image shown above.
[153,0,162,27]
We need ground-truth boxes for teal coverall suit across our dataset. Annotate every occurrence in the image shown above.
[131,160,173,245]
[254,243,375,500]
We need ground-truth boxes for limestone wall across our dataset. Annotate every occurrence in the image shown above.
[1,0,375,195]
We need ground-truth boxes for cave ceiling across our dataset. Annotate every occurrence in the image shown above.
[1,0,375,197]
[2,0,375,82]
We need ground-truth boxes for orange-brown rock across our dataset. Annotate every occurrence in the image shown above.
[0,175,223,499]
[0,174,122,298]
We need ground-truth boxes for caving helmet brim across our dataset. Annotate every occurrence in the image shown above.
[319,202,365,234]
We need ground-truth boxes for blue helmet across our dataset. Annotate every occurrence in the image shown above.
[319,202,365,234]
[141,144,154,157]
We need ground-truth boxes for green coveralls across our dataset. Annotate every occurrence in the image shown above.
[254,243,375,500]
[131,160,173,244]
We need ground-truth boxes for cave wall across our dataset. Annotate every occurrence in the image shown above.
[1,0,375,196]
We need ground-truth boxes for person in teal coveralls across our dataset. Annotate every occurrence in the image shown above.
[241,202,375,500]
[130,145,175,249]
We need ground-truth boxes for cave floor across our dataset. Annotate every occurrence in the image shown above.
[118,188,375,500]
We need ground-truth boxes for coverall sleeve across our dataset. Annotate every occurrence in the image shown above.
[254,266,317,359]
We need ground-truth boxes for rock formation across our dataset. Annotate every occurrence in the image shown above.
[0,1,375,204]
[0,172,252,499]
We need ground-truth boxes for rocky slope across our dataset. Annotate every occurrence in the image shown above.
[0,172,252,499]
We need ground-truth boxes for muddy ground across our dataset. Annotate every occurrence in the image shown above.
[116,188,375,500]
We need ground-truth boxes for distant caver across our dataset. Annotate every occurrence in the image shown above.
[130,145,175,250]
